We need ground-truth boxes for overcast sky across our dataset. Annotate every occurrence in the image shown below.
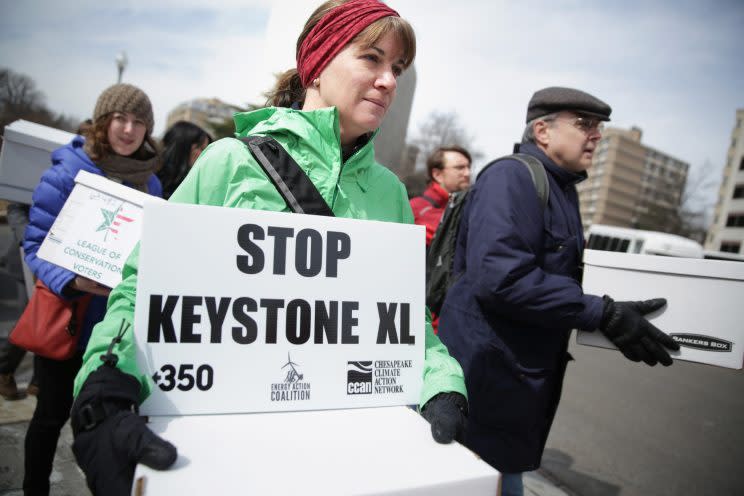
[2,0,743,183]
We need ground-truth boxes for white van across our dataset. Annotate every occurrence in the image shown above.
[703,250,744,262]
[585,224,704,258]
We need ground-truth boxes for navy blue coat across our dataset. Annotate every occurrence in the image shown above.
[23,136,162,350]
[438,142,603,473]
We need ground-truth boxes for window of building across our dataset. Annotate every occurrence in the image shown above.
[734,185,744,199]
[726,213,744,227]
[740,157,744,171]
[721,241,741,253]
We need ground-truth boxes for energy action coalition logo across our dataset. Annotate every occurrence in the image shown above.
[270,353,311,402]
[670,334,733,352]
[347,361,373,394]
[97,202,134,242]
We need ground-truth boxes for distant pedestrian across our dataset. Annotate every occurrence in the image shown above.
[0,203,34,400]
[0,119,93,401]
[21,83,162,496]
[438,87,679,496]
[410,145,471,246]
[157,120,212,199]
[410,145,471,332]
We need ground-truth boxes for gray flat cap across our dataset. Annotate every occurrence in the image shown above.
[527,86,611,123]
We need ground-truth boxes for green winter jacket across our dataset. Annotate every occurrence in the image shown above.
[73,106,466,407]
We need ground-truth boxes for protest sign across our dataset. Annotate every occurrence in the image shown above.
[134,202,426,416]
[37,170,163,288]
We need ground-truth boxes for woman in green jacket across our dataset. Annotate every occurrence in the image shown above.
[70,1,467,494]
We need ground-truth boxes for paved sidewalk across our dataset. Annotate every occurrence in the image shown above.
[0,357,91,496]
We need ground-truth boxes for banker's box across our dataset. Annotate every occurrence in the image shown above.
[577,250,744,369]
[37,170,163,288]
[132,407,500,496]
[0,120,75,203]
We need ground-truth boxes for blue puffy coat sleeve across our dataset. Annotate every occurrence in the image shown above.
[24,155,79,296]
[463,161,602,331]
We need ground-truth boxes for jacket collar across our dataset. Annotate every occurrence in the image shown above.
[233,106,379,201]
[53,135,97,169]
[518,142,588,188]
[234,106,378,170]
[424,182,450,206]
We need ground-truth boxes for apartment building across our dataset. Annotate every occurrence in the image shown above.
[577,126,689,232]
[706,109,744,254]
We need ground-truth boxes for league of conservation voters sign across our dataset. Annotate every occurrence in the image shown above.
[37,170,165,288]
[134,202,426,416]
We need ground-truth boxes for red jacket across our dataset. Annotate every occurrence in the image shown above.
[410,182,450,246]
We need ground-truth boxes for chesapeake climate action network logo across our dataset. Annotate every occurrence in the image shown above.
[347,361,373,394]
[347,360,412,395]
[270,353,311,402]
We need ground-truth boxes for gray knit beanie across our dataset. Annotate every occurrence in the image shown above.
[93,83,154,134]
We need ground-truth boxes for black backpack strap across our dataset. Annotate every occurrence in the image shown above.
[512,153,549,210]
[476,153,550,209]
[238,136,334,217]
[420,194,441,208]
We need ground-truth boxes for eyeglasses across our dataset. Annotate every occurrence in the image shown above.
[555,116,604,134]
[442,164,471,172]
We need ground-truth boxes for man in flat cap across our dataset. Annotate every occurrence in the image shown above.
[438,87,678,496]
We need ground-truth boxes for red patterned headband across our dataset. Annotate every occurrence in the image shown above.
[297,0,399,88]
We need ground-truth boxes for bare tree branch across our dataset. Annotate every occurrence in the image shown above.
[1,67,79,134]
[409,110,482,166]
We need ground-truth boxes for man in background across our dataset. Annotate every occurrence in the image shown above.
[410,145,471,247]
[438,87,679,496]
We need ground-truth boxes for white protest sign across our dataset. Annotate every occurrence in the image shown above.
[37,170,164,288]
[134,202,425,416]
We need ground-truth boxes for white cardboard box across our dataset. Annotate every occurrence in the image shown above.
[0,120,75,203]
[577,250,744,369]
[132,407,500,496]
[37,170,163,288]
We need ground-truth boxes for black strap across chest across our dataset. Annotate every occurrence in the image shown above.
[420,194,443,209]
[238,136,334,217]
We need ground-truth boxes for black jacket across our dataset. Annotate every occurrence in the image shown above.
[438,143,603,472]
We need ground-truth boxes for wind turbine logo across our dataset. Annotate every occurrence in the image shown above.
[282,353,303,383]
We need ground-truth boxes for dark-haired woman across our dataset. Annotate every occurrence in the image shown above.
[71,2,467,494]
[21,83,162,495]
[157,120,212,199]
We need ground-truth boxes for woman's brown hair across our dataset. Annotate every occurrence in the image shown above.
[266,0,416,108]
[84,113,160,165]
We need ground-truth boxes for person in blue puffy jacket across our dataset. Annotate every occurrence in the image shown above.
[21,83,162,496]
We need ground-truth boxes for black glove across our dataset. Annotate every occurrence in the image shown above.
[71,365,177,496]
[421,392,468,444]
[599,296,680,366]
